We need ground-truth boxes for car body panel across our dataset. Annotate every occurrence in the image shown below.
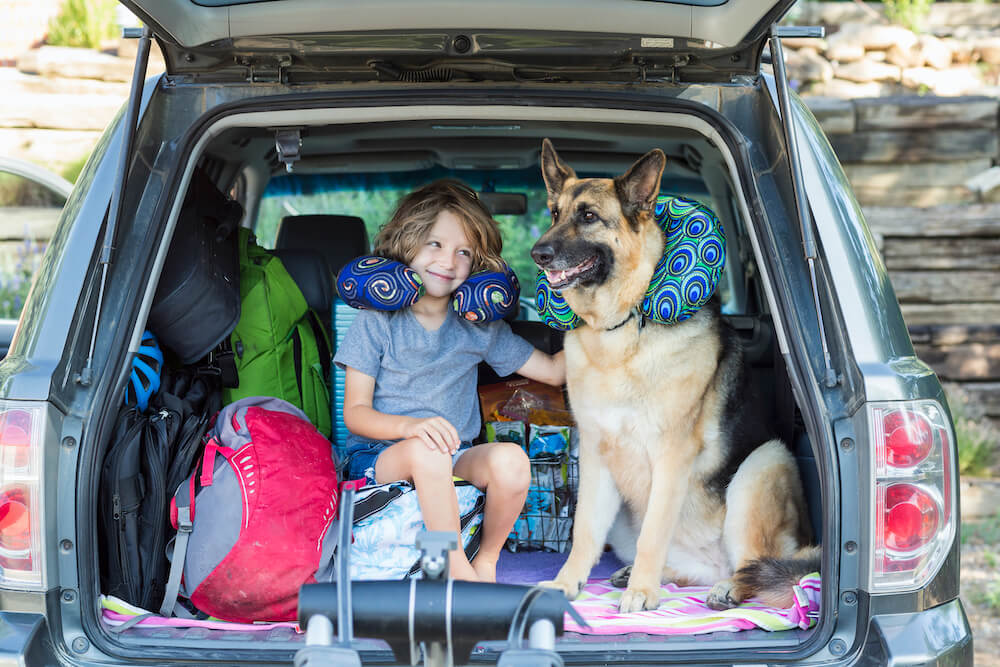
[124,0,796,81]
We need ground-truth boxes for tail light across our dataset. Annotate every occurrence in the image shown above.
[0,404,45,590]
[869,400,956,592]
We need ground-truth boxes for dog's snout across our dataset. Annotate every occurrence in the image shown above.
[531,242,555,268]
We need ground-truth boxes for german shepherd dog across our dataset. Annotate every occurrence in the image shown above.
[531,139,819,613]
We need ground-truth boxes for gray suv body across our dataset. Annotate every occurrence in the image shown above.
[0,0,971,664]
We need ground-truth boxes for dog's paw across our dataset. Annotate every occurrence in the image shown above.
[609,565,632,588]
[618,584,660,613]
[538,578,583,600]
[706,581,739,611]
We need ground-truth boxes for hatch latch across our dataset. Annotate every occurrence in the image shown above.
[274,128,303,173]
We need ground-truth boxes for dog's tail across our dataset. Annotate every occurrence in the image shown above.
[732,545,821,608]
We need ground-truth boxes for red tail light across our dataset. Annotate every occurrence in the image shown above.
[0,404,45,590]
[883,483,940,555]
[883,410,933,468]
[870,401,955,592]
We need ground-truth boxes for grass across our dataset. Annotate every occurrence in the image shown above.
[947,386,998,478]
[46,0,119,50]
[963,512,1000,546]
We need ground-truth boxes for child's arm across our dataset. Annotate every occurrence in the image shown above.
[514,348,566,386]
[342,366,462,453]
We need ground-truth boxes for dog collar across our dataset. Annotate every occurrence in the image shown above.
[604,308,645,332]
[535,195,726,331]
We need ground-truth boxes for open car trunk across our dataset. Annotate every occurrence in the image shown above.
[87,90,828,664]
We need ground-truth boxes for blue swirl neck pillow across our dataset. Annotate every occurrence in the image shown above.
[536,195,726,331]
[337,255,521,323]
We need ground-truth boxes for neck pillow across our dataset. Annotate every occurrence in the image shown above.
[337,255,520,323]
[536,196,726,331]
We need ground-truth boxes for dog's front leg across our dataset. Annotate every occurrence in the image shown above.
[618,453,691,613]
[541,442,620,600]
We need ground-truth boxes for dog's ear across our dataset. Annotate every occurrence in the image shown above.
[540,138,577,200]
[617,149,666,214]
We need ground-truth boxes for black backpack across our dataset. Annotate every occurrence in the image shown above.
[98,369,220,610]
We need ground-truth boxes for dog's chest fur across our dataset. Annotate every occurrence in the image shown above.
[564,312,725,503]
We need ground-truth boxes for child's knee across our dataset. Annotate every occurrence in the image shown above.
[406,440,454,479]
[487,442,530,492]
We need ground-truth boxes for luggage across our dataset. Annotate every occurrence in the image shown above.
[221,230,332,438]
[162,397,339,623]
[148,169,242,364]
[98,367,219,610]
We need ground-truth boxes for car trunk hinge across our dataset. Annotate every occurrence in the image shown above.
[78,25,152,387]
[241,54,292,83]
[769,24,839,389]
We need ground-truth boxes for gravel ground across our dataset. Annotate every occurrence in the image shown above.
[961,520,1000,666]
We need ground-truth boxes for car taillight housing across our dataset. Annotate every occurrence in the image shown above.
[0,404,45,590]
[870,400,956,592]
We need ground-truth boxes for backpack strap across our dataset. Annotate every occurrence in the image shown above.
[160,480,195,617]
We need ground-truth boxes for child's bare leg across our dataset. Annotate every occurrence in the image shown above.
[376,438,479,581]
[454,442,530,582]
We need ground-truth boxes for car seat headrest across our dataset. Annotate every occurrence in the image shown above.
[336,256,520,323]
[275,214,370,276]
[273,249,333,320]
[536,195,726,330]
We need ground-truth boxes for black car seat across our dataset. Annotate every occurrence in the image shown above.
[274,214,370,457]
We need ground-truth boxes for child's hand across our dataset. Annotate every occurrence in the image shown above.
[403,416,460,455]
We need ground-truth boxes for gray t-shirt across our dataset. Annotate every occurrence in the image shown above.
[333,308,535,455]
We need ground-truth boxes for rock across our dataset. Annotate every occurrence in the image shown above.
[16,45,134,82]
[919,34,953,70]
[887,41,925,68]
[855,24,919,51]
[779,36,828,52]
[945,38,977,65]
[804,78,899,99]
[975,37,1000,65]
[867,50,887,63]
[825,39,866,63]
[785,47,834,83]
[901,66,985,96]
[834,59,901,83]
[966,166,1000,203]
[15,45,164,82]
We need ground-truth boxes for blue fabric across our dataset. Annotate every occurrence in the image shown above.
[337,255,520,323]
[333,308,534,456]
[536,195,726,330]
[343,440,475,485]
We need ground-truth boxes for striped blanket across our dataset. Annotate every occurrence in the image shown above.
[101,572,820,636]
[565,573,821,635]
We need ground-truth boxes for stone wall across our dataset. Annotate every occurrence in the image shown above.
[805,94,1000,428]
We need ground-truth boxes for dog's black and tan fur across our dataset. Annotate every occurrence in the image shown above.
[531,139,819,613]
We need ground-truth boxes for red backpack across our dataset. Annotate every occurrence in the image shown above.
[161,397,339,622]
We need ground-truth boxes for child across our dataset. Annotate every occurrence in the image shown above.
[335,179,566,582]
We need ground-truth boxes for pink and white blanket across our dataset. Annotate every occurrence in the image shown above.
[101,572,820,637]
[565,573,821,635]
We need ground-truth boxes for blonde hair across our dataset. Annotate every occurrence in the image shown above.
[374,179,504,273]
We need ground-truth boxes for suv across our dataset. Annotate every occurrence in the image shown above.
[0,0,972,664]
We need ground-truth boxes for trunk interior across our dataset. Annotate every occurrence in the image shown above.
[90,103,825,662]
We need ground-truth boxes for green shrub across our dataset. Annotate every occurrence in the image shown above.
[947,386,998,477]
[61,154,91,184]
[882,0,935,32]
[47,0,118,50]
